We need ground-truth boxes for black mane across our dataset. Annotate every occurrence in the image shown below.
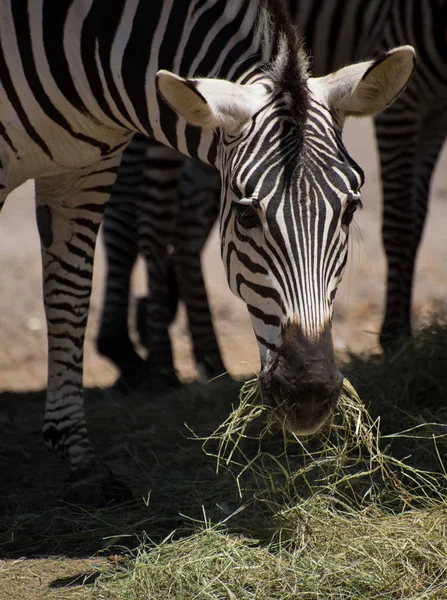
[261,0,309,126]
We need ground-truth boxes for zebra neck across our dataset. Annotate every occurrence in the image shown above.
[137,0,273,165]
[139,0,308,165]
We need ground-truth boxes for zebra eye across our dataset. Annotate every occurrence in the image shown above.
[234,203,261,229]
[342,194,362,227]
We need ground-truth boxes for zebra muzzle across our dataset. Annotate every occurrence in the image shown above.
[259,324,343,436]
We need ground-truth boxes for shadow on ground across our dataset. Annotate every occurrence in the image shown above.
[1,321,447,564]
[0,376,242,558]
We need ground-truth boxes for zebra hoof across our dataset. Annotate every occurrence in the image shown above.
[64,466,132,508]
[97,330,146,374]
[113,365,183,396]
[112,368,149,395]
[380,326,412,356]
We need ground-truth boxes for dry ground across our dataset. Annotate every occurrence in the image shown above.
[0,558,104,600]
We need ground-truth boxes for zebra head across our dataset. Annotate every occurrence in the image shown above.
[157,45,415,436]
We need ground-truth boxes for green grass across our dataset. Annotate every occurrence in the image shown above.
[2,322,447,598]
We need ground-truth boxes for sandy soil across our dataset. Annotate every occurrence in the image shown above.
[0,117,446,391]
[0,557,104,600]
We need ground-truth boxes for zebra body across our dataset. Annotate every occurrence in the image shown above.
[0,0,414,505]
[99,0,446,388]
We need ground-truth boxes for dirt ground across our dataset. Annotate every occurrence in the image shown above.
[0,557,105,600]
[0,117,446,392]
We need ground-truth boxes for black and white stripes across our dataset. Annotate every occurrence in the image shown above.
[100,0,446,386]
[0,0,414,505]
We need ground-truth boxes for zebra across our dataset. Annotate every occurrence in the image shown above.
[99,135,223,390]
[297,0,447,349]
[0,0,414,506]
[98,0,447,391]
[99,137,224,389]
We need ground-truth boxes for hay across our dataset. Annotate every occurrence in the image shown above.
[93,336,447,599]
[200,378,445,512]
[96,507,447,599]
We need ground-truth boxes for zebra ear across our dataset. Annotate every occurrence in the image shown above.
[321,45,416,118]
[156,70,266,132]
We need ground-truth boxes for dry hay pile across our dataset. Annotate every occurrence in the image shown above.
[90,325,447,599]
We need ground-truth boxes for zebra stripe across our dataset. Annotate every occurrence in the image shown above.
[0,0,414,505]
[99,0,446,388]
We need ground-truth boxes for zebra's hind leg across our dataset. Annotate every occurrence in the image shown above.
[36,159,132,507]
[137,256,179,348]
[137,142,184,388]
[377,100,447,352]
[375,101,418,350]
[173,158,228,382]
[97,135,147,393]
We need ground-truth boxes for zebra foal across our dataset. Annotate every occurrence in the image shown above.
[0,0,414,505]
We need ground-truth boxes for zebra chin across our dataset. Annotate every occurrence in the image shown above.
[258,323,343,436]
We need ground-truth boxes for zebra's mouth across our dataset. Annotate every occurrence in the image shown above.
[259,370,342,437]
[269,396,337,436]
[257,322,343,435]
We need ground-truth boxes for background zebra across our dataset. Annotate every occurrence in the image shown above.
[0,0,413,506]
[99,136,223,391]
[98,0,447,389]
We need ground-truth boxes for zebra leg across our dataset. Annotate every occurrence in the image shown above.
[35,159,131,506]
[376,99,419,350]
[97,134,147,392]
[137,141,184,385]
[378,101,447,351]
[174,159,227,381]
[136,261,179,349]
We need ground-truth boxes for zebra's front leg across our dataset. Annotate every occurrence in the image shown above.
[36,161,131,507]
